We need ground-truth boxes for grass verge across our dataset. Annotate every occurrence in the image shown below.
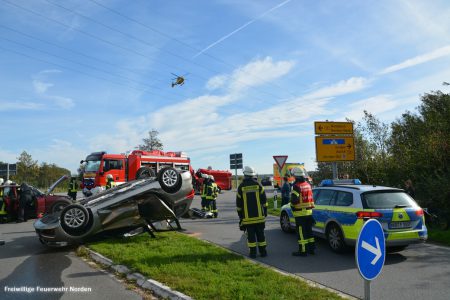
[427,228,450,246]
[88,232,343,300]
[267,196,282,216]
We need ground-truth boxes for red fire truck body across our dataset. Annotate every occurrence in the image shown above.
[81,150,191,190]
[194,168,232,192]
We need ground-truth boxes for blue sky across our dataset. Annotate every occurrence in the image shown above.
[1,0,450,175]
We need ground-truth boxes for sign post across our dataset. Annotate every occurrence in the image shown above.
[356,219,386,300]
[0,163,17,180]
[230,153,243,190]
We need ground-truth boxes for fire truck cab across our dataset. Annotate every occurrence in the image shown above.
[81,150,191,194]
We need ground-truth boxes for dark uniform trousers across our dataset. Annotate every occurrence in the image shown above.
[246,223,267,255]
[295,214,315,253]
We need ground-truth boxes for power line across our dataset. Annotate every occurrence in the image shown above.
[42,0,296,102]
[88,0,306,99]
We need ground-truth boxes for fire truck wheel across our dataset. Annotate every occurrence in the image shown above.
[60,204,90,236]
[158,167,182,193]
[136,167,156,179]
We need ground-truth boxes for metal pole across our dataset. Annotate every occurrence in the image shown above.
[6,163,9,181]
[364,279,371,300]
[235,168,238,191]
[332,162,338,179]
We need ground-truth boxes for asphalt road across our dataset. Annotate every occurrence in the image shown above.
[0,220,141,300]
[180,188,450,300]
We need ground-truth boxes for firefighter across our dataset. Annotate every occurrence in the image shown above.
[67,176,78,200]
[106,174,116,189]
[290,167,315,257]
[18,182,33,223]
[0,178,7,223]
[200,174,209,211]
[207,175,219,218]
[236,166,268,258]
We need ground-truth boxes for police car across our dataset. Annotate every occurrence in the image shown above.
[279,179,428,253]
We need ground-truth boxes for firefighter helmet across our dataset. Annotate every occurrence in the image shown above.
[209,175,215,182]
[290,167,306,178]
[243,166,256,176]
[0,178,3,185]
[106,174,113,180]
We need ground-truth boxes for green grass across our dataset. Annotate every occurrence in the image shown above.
[88,232,343,300]
[267,196,283,216]
[427,228,450,246]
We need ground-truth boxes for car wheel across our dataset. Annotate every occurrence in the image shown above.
[49,200,71,214]
[158,167,182,193]
[60,204,90,236]
[136,167,156,179]
[326,223,346,253]
[280,211,293,233]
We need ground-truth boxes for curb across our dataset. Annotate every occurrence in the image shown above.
[80,246,193,300]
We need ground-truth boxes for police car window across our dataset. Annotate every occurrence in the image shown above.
[361,191,417,209]
[333,191,353,206]
[314,189,335,205]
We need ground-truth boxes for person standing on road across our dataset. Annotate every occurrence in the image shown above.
[290,168,315,257]
[281,176,291,206]
[105,174,116,189]
[18,183,33,223]
[200,174,210,212]
[236,166,268,258]
[0,178,7,223]
[206,175,219,218]
[67,176,78,200]
[404,179,415,198]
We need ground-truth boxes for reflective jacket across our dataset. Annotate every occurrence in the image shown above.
[236,177,267,225]
[106,179,116,189]
[290,180,314,217]
[68,180,78,192]
[205,182,219,200]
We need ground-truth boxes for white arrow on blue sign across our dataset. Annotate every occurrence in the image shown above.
[356,219,386,281]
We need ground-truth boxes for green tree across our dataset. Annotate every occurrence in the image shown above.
[13,151,39,185]
[137,129,164,151]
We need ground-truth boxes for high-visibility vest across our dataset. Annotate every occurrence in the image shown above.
[290,181,314,217]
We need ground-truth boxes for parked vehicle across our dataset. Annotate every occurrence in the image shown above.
[273,163,311,188]
[0,176,73,221]
[80,150,191,196]
[35,167,194,247]
[280,179,428,253]
[261,176,273,186]
[194,168,232,193]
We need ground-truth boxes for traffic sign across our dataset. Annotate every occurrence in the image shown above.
[315,136,355,162]
[230,153,243,169]
[0,163,17,176]
[315,121,353,135]
[356,219,386,281]
[273,155,288,170]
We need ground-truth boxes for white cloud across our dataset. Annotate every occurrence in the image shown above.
[32,70,74,109]
[206,75,228,90]
[345,95,399,121]
[0,101,43,111]
[304,77,370,100]
[379,45,450,75]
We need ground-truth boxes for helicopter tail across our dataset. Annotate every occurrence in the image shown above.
[171,82,175,88]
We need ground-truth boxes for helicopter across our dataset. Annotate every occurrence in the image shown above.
[171,73,188,87]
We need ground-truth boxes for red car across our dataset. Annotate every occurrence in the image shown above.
[0,175,73,222]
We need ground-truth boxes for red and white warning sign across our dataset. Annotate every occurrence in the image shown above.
[273,155,288,169]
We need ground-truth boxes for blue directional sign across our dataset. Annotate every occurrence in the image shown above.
[322,138,345,145]
[356,219,386,281]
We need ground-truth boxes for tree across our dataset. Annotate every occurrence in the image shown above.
[136,129,163,151]
[14,151,39,185]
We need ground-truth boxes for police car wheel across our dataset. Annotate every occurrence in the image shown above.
[158,167,182,193]
[280,211,294,233]
[326,224,346,252]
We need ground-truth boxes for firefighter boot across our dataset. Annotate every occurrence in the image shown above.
[259,246,267,257]
[249,247,257,258]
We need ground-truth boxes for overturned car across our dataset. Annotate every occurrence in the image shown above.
[34,167,194,247]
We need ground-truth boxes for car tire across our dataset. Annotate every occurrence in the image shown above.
[49,200,71,214]
[280,211,294,233]
[158,167,182,193]
[136,167,156,179]
[60,204,90,236]
[326,223,346,253]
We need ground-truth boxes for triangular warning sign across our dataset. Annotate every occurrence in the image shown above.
[273,155,288,169]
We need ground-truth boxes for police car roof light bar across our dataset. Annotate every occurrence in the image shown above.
[319,179,362,186]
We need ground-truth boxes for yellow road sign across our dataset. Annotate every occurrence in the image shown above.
[315,121,353,134]
[315,136,355,162]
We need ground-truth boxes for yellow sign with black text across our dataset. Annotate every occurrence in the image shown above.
[315,136,355,162]
[314,121,353,135]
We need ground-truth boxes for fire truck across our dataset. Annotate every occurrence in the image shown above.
[194,168,232,193]
[273,162,311,188]
[80,150,192,193]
